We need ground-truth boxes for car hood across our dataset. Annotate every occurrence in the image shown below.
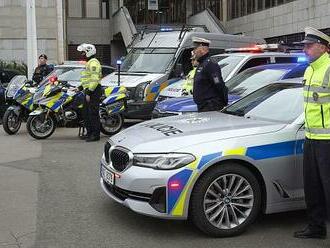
[155,94,241,112]
[100,72,164,87]
[110,112,286,152]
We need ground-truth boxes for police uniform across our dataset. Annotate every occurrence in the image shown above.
[79,57,102,141]
[32,64,53,84]
[192,37,228,112]
[294,27,330,239]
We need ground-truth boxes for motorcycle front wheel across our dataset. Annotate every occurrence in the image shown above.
[27,113,56,139]
[100,113,124,136]
[2,108,22,135]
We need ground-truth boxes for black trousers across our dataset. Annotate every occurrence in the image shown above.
[197,98,225,112]
[83,85,102,138]
[303,138,330,229]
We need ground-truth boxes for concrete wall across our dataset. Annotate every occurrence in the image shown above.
[0,0,58,64]
[225,0,330,38]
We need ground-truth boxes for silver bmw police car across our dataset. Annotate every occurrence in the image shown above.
[100,78,305,237]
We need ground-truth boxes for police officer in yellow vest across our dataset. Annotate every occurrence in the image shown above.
[294,27,330,239]
[77,43,102,142]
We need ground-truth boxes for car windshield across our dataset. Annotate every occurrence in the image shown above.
[226,67,289,97]
[40,67,83,87]
[121,48,176,73]
[212,55,245,81]
[222,83,303,123]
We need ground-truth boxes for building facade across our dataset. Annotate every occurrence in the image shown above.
[0,0,330,67]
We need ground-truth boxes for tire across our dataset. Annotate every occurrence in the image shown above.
[2,109,22,135]
[189,163,262,237]
[26,114,56,139]
[100,113,124,136]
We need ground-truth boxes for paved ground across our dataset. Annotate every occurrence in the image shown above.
[0,125,329,248]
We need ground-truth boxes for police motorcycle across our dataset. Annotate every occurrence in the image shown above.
[99,85,126,136]
[26,76,127,139]
[2,75,36,134]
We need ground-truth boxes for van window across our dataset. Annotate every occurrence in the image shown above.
[275,57,298,63]
[121,48,176,73]
[238,57,270,73]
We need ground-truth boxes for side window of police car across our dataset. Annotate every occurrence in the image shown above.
[275,57,298,63]
[102,67,114,77]
[238,57,271,73]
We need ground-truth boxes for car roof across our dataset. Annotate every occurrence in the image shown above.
[55,62,114,69]
[245,63,308,71]
[212,52,305,58]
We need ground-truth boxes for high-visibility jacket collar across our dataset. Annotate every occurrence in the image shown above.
[310,52,329,70]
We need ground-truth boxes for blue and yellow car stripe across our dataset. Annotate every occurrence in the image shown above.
[146,81,169,102]
[167,140,305,216]
[104,86,126,97]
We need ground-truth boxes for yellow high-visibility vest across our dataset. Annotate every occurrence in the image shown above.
[80,58,101,93]
[304,52,330,140]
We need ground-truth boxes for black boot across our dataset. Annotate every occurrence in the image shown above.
[86,135,100,142]
[294,225,327,239]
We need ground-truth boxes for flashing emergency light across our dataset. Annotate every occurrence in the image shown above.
[116,60,122,65]
[297,56,308,63]
[160,27,173,32]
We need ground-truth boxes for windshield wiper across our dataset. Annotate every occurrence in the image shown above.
[229,87,246,95]
[222,109,245,116]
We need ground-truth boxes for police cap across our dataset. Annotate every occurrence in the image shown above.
[301,27,330,46]
[192,37,211,47]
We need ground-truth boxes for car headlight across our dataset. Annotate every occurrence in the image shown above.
[134,81,151,100]
[133,153,195,170]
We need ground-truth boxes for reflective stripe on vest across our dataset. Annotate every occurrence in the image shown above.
[306,127,330,134]
[304,96,330,104]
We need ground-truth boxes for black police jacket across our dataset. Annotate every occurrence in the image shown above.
[193,53,228,106]
[32,64,53,84]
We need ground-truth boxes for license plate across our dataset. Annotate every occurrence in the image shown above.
[101,166,115,185]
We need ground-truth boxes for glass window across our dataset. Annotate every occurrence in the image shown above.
[102,67,115,76]
[120,48,176,73]
[275,57,298,63]
[86,0,100,18]
[101,0,110,19]
[223,83,303,123]
[239,57,270,72]
[68,0,83,18]
[226,67,289,97]
[212,55,245,81]
[41,67,83,86]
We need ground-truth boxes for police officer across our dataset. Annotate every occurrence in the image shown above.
[32,54,53,84]
[77,43,102,142]
[294,27,330,239]
[192,37,228,112]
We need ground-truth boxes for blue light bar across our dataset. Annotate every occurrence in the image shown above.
[116,60,122,65]
[297,56,308,63]
[160,27,173,32]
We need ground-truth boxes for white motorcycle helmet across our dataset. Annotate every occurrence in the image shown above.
[77,43,96,58]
